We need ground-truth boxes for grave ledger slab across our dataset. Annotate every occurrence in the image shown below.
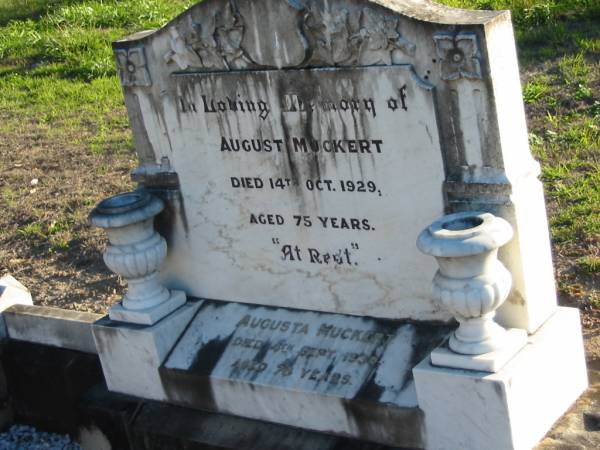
[88,1,589,450]
[160,300,450,448]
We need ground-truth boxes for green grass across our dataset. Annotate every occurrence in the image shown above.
[0,0,65,25]
[439,0,600,26]
[579,256,600,274]
[0,0,193,154]
[17,217,75,252]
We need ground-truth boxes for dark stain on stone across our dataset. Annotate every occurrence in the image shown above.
[123,92,156,165]
[409,323,453,366]
[130,395,409,450]
[429,83,449,177]
[492,379,505,400]
[343,398,425,449]
[276,76,303,200]
[160,367,217,412]
[303,92,322,183]
[508,287,526,306]
[189,333,234,376]
[148,89,174,154]
[175,189,190,234]
[146,185,189,245]
[355,365,385,402]
[159,305,232,412]
[254,339,271,363]
[155,298,454,448]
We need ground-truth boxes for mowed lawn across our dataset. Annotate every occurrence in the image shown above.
[0,1,598,326]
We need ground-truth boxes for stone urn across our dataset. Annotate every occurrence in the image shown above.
[417,211,516,355]
[90,190,185,325]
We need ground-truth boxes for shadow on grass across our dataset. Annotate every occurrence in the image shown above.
[0,0,85,27]
[0,62,116,82]
[517,19,600,63]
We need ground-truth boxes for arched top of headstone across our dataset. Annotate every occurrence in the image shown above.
[113,0,507,77]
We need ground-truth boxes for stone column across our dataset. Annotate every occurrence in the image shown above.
[89,190,185,325]
[417,211,527,371]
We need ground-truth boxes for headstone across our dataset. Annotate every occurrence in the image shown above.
[122,0,556,334]
[90,1,588,449]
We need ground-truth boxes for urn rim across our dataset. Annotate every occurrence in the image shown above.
[96,191,151,214]
[417,211,513,257]
[89,190,165,229]
[430,211,492,239]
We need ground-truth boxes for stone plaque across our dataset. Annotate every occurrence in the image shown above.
[161,299,449,446]
[159,66,444,319]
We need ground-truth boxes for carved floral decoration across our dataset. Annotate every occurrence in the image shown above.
[433,32,482,80]
[164,27,203,70]
[303,7,355,65]
[303,6,416,67]
[115,47,151,87]
[354,8,416,65]
[163,0,416,70]
[165,0,251,71]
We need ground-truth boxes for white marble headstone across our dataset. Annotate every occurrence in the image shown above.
[115,0,557,331]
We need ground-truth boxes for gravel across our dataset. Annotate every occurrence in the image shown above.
[0,425,81,450]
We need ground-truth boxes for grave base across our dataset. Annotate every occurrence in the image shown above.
[413,307,587,450]
[89,300,587,450]
[92,300,202,400]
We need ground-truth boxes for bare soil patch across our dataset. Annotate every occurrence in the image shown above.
[0,114,134,313]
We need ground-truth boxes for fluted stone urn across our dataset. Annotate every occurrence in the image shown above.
[90,190,185,325]
[417,211,527,370]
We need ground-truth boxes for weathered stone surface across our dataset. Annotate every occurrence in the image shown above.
[130,401,410,450]
[160,299,450,447]
[91,1,589,448]
[0,335,595,449]
[0,275,33,340]
[159,65,444,320]
[3,304,101,354]
[413,307,588,450]
[115,0,557,332]
[92,300,202,400]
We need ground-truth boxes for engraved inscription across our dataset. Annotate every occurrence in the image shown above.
[163,66,445,317]
[215,310,396,390]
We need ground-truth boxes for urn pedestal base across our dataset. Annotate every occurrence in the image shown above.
[431,328,527,372]
[109,290,187,325]
[92,300,203,401]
